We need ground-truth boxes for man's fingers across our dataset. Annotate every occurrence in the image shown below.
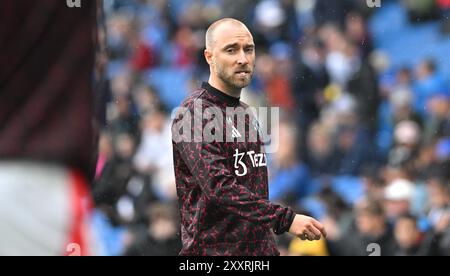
[294,215,328,241]
[307,225,322,240]
[312,219,327,238]
[319,225,327,238]
[301,229,316,241]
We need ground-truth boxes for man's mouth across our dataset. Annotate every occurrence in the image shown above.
[235,70,250,77]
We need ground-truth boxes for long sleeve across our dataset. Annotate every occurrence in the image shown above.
[173,87,294,255]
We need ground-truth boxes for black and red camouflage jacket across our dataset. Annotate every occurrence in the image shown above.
[172,82,295,256]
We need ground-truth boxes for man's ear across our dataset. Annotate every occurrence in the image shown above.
[204,49,213,65]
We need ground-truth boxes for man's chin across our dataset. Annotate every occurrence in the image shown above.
[233,78,251,89]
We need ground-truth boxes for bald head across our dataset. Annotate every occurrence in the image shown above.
[203,18,255,97]
[205,18,251,50]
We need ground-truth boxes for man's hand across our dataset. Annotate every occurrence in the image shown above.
[288,214,327,241]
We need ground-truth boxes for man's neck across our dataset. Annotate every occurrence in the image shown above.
[208,77,241,99]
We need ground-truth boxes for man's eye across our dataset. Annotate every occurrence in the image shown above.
[245,48,254,53]
[226,49,235,54]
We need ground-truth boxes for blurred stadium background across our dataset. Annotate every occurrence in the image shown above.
[92,0,450,256]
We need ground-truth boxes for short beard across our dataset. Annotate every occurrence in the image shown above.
[215,63,251,91]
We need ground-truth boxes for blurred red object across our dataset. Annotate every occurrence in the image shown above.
[438,0,450,8]
[130,41,155,71]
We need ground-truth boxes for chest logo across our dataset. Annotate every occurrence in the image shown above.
[233,149,267,176]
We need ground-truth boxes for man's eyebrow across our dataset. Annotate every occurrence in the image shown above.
[221,43,255,50]
[222,43,238,50]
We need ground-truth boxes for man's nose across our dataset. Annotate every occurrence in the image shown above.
[237,50,249,65]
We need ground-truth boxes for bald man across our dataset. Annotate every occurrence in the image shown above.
[172,18,326,256]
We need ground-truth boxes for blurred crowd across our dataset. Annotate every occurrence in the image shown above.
[93,0,450,256]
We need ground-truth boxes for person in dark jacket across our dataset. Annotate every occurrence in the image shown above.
[329,199,397,256]
[171,18,327,256]
[0,0,98,255]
